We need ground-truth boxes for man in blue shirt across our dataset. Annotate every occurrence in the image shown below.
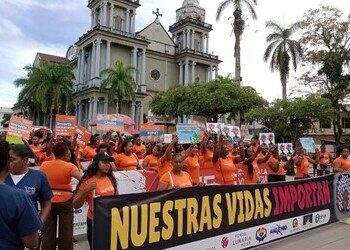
[5,144,53,224]
[0,140,42,249]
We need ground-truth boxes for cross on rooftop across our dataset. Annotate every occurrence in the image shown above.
[153,8,163,19]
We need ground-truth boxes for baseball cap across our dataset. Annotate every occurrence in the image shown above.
[93,152,115,162]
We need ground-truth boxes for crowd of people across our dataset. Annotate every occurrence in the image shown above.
[0,128,350,249]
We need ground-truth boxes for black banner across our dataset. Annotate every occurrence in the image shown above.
[93,175,337,250]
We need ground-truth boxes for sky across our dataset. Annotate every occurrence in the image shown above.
[0,0,349,108]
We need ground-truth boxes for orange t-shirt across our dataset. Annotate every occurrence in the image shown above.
[30,144,42,155]
[157,159,173,179]
[293,156,310,178]
[79,176,115,219]
[159,171,193,189]
[334,157,350,172]
[115,153,138,170]
[201,150,214,169]
[267,156,286,176]
[319,151,331,165]
[133,144,146,159]
[214,156,236,185]
[144,154,159,168]
[184,155,200,184]
[241,163,259,184]
[81,146,97,161]
[39,153,55,166]
[40,159,79,203]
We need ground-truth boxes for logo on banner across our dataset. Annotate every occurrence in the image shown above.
[336,174,350,213]
[303,214,313,226]
[255,227,267,242]
[292,218,299,228]
[221,236,229,248]
[315,213,327,223]
[234,232,252,248]
[270,224,287,235]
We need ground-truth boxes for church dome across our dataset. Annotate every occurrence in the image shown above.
[182,0,201,7]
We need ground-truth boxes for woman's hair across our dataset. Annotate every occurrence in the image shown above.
[53,142,69,159]
[172,153,183,162]
[88,135,97,146]
[10,144,30,158]
[0,140,10,171]
[97,143,111,153]
[244,147,254,178]
[120,140,132,154]
[33,131,43,139]
[76,159,117,195]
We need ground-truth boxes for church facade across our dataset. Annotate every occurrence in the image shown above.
[73,0,221,129]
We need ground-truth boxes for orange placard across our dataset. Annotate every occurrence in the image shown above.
[97,114,124,132]
[7,115,33,140]
[75,125,92,147]
[140,123,165,142]
[55,115,76,137]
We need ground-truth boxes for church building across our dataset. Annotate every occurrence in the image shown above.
[73,0,221,129]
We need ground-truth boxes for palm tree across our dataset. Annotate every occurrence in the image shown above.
[99,61,136,114]
[216,0,258,84]
[263,21,302,100]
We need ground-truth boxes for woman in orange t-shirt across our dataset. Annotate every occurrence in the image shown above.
[133,137,147,159]
[74,152,117,248]
[293,146,319,180]
[158,153,193,190]
[142,144,162,171]
[334,147,350,173]
[267,146,287,182]
[200,131,214,169]
[183,144,201,185]
[115,140,139,171]
[80,136,99,169]
[318,144,333,176]
[234,144,261,184]
[213,134,237,185]
[157,136,177,178]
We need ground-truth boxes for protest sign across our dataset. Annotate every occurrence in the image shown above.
[55,115,76,137]
[7,115,33,141]
[140,124,165,142]
[75,125,92,148]
[164,134,173,144]
[278,143,294,160]
[97,114,124,132]
[300,137,317,153]
[93,175,335,250]
[222,125,241,142]
[206,123,224,134]
[176,124,200,144]
[259,133,275,146]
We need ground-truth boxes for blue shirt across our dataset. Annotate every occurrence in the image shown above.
[5,169,53,210]
[0,184,43,249]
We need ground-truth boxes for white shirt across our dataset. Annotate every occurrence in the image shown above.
[10,171,28,185]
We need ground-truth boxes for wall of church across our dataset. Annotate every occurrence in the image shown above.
[110,44,131,66]
[196,64,208,83]
[166,62,179,89]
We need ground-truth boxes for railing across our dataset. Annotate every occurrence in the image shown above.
[78,25,147,42]
[178,48,219,60]
[88,0,139,4]
[169,17,212,31]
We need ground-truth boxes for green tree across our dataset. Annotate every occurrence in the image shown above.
[245,96,335,143]
[297,6,350,144]
[1,113,11,128]
[263,21,302,100]
[100,61,136,113]
[150,76,266,122]
[216,0,257,83]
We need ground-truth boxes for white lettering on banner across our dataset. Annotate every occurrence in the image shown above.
[167,209,330,250]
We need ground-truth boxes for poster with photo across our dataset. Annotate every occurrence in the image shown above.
[176,124,200,144]
[206,123,224,134]
[259,133,275,146]
[278,143,294,160]
[300,137,316,153]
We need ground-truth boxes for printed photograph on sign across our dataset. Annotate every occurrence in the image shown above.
[176,124,200,144]
[259,133,275,146]
[278,143,294,160]
[7,115,33,141]
[300,137,316,152]
[164,134,173,144]
[189,120,206,139]
[55,115,76,137]
[140,123,165,142]
[222,125,241,141]
[206,123,224,134]
[97,114,124,132]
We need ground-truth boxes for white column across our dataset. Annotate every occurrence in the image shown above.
[139,103,144,126]
[77,49,82,83]
[186,30,191,49]
[88,98,93,122]
[78,101,83,125]
[130,13,136,33]
[76,101,80,124]
[103,99,108,114]
[215,66,219,79]
[184,60,189,86]
[206,35,209,54]
[130,102,136,120]
[94,10,98,26]
[209,65,213,81]
[191,61,196,83]
[93,98,98,122]
[109,4,114,28]
[95,38,101,78]
[103,2,108,26]
[201,34,205,52]
[182,30,186,50]
[125,9,130,32]
[131,48,138,82]
[91,42,96,79]
[91,10,95,28]
[80,48,85,83]
[191,30,195,50]
[179,62,183,85]
[106,40,111,69]
[141,49,146,92]
[206,67,210,83]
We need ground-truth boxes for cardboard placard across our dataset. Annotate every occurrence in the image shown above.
[55,115,76,137]
[140,124,165,142]
[176,124,200,144]
[75,125,92,148]
[259,133,275,146]
[97,114,124,132]
[7,115,33,140]
[278,143,294,160]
